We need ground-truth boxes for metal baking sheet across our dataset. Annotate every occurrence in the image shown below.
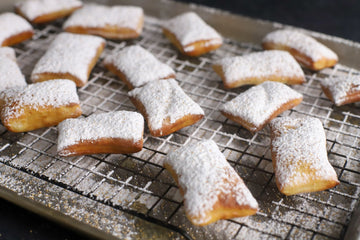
[0,0,359,239]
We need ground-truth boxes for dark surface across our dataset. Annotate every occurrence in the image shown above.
[0,1,359,240]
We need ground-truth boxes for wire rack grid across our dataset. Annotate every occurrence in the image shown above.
[0,15,359,240]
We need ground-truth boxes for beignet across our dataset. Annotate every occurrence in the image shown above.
[0,12,33,47]
[0,47,27,91]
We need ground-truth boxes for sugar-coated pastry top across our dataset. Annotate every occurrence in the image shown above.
[31,32,105,84]
[16,0,83,21]
[270,117,337,189]
[320,76,360,106]
[0,13,33,46]
[0,47,26,91]
[263,29,338,62]
[214,50,304,85]
[220,81,303,129]
[104,45,175,88]
[57,111,144,153]
[0,79,79,119]
[162,12,222,50]
[63,4,143,31]
[128,79,204,131]
[165,139,258,225]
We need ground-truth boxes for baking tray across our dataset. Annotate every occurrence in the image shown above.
[0,0,360,239]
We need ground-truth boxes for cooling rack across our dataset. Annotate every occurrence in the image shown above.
[0,1,359,239]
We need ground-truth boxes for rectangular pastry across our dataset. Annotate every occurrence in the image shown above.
[262,29,338,71]
[270,117,339,195]
[57,111,144,156]
[63,4,144,40]
[128,79,204,137]
[162,12,222,56]
[31,32,105,87]
[0,79,82,132]
[320,76,360,106]
[220,81,303,132]
[164,139,258,226]
[15,0,83,24]
[0,47,27,91]
[103,45,175,89]
[213,50,305,88]
[0,12,33,47]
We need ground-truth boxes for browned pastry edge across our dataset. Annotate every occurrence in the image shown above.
[31,41,105,87]
[212,64,305,89]
[104,62,176,90]
[64,16,144,40]
[270,124,340,196]
[321,84,360,106]
[221,96,303,132]
[129,96,204,137]
[1,30,33,47]
[262,42,338,71]
[58,137,143,156]
[15,5,82,24]
[2,103,82,133]
[162,28,222,57]
[163,162,258,226]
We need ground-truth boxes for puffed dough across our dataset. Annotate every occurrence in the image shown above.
[320,76,360,106]
[162,12,222,56]
[0,13,33,47]
[128,79,204,137]
[220,81,303,132]
[262,29,338,71]
[164,139,258,226]
[0,47,27,91]
[15,0,83,24]
[63,4,143,40]
[270,117,339,195]
[213,50,305,89]
[57,111,144,156]
[0,80,81,132]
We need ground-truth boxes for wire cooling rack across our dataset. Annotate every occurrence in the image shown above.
[0,13,359,240]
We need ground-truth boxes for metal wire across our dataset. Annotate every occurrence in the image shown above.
[0,16,359,239]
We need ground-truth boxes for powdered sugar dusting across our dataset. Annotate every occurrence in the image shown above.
[57,111,144,153]
[63,4,143,32]
[214,50,304,85]
[128,79,204,131]
[320,76,360,106]
[0,47,26,90]
[220,81,303,130]
[0,79,79,120]
[270,117,338,190]
[165,139,258,225]
[0,13,33,46]
[263,29,338,62]
[16,0,83,21]
[31,32,105,85]
[162,12,222,47]
[104,45,175,88]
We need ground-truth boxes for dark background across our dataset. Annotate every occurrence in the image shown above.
[1,1,360,240]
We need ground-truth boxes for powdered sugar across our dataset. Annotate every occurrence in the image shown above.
[104,45,175,88]
[0,79,79,120]
[57,111,144,154]
[16,0,83,21]
[0,12,33,46]
[165,139,258,225]
[31,32,105,85]
[320,76,360,106]
[214,50,304,85]
[263,29,338,62]
[128,79,204,131]
[270,117,338,190]
[63,4,143,32]
[162,12,222,47]
[0,47,26,91]
[220,81,303,130]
